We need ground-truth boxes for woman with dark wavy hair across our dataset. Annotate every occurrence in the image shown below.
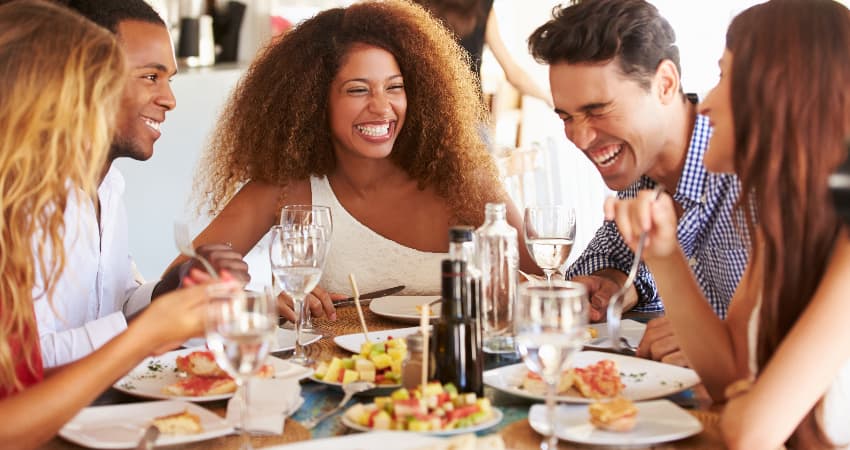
[189,0,538,321]
[604,0,850,448]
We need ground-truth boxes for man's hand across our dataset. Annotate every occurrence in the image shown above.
[572,268,637,322]
[276,285,347,323]
[636,317,690,367]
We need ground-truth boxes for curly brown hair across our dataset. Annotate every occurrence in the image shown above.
[196,0,501,226]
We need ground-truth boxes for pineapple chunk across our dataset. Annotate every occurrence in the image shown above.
[324,357,343,382]
[341,369,359,384]
[355,358,375,372]
[387,347,406,362]
[372,410,392,430]
[372,353,392,370]
[314,361,329,379]
[358,369,376,382]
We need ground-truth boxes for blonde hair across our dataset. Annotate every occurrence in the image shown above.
[0,0,126,392]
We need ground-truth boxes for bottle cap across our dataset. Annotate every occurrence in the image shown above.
[448,226,474,243]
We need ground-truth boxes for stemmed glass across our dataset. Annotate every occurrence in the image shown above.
[206,286,277,450]
[268,223,328,365]
[515,280,589,450]
[280,205,332,332]
[523,206,577,283]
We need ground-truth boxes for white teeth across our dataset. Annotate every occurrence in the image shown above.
[591,144,622,167]
[356,123,390,137]
[143,118,161,132]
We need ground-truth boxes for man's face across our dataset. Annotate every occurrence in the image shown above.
[549,60,666,191]
[111,20,177,162]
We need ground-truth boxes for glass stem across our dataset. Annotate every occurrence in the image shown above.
[237,377,253,450]
[543,380,558,450]
[292,296,306,362]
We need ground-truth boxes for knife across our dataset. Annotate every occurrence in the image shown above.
[135,425,159,450]
[335,285,405,307]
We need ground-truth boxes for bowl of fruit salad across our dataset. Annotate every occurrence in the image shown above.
[341,382,502,436]
[312,338,406,393]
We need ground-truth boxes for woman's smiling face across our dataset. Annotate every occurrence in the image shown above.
[328,43,407,160]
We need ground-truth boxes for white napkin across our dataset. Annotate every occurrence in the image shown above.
[226,377,302,435]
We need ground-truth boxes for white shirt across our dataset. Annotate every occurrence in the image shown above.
[34,167,157,368]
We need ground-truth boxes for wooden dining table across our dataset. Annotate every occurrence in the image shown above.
[41,305,725,450]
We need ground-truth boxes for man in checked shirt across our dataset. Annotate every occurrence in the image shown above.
[529,0,748,366]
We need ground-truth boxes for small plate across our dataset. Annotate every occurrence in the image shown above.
[114,348,313,402]
[333,327,429,354]
[59,400,233,449]
[341,407,503,436]
[265,431,445,449]
[528,400,703,446]
[183,327,321,352]
[369,296,440,324]
[309,375,401,396]
[483,351,700,403]
[585,320,646,350]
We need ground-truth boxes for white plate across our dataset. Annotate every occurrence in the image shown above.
[342,407,503,436]
[59,400,233,449]
[483,351,700,403]
[114,348,314,402]
[264,431,446,450]
[183,327,321,351]
[369,296,440,323]
[334,326,429,354]
[585,320,646,350]
[528,400,702,446]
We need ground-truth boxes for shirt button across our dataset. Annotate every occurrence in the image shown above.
[700,194,707,204]
[688,257,698,267]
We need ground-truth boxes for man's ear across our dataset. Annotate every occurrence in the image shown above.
[654,59,680,105]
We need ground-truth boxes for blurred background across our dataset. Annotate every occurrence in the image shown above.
[125,0,821,282]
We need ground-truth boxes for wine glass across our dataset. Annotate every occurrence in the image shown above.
[280,205,332,332]
[205,286,276,450]
[268,223,328,365]
[515,280,589,450]
[523,206,577,283]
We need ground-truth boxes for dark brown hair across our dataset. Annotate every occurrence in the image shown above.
[528,0,680,90]
[728,0,850,446]
[412,0,487,38]
[196,0,499,226]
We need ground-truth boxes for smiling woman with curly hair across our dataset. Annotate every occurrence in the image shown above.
[190,0,538,320]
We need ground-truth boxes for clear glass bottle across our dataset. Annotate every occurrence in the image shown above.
[475,203,518,354]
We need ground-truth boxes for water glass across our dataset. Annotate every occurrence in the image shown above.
[515,280,589,450]
[523,206,577,283]
[206,286,276,450]
[280,205,332,332]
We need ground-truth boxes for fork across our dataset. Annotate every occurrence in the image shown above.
[174,221,220,281]
[607,185,663,352]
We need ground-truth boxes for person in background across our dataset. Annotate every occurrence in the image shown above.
[0,3,211,448]
[528,0,747,367]
[606,0,850,447]
[184,0,539,322]
[31,0,248,368]
[414,0,552,107]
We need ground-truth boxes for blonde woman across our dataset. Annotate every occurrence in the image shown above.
[0,2,210,448]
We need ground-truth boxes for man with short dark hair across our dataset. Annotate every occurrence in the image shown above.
[34,0,248,367]
[529,0,747,365]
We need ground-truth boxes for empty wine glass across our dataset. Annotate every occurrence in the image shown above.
[523,206,577,283]
[268,224,328,365]
[515,280,589,450]
[206,286,276,450]
[280,205,332,332]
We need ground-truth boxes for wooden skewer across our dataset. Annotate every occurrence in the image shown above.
[348,273,371,343]
[420,303,429,389]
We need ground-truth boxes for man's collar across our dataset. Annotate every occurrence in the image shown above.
[672,114,712,203]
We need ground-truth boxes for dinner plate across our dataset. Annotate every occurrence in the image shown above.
[59,400,233,449]
[183,327,321,352]
[334,326,430,354]
[264,431,446,450]
[483,351,700,403]
[369,296,440,323]
[585,319,646,350]
[342,407,503,436]
[528,400,703,446]
[113,348,313,402]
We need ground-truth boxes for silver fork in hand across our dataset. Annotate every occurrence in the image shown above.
[174,221,219,281]
[607,185,664,353]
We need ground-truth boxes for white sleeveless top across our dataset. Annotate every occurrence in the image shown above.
[310,176,446,296]
[748,301,850,446]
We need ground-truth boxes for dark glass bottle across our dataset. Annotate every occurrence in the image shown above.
[434,259,484,395]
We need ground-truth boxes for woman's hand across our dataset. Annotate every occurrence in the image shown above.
[603,190,679,261]
[276,285,347,322]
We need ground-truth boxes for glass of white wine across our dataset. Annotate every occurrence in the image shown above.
[206,286,276,450]
[515,280,589,450]
[523,206,576,283]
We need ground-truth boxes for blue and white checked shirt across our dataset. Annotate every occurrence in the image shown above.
[566,115,748,319]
